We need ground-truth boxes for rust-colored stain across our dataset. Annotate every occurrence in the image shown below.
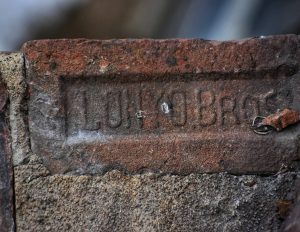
[277,200,293,220]
[0,83,14,231]
[280,188,300,232]
[22,35,300,175]
[262,109,299,131]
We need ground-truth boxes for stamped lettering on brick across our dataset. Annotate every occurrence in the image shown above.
[64,78,292,136]
[23,37,300,174]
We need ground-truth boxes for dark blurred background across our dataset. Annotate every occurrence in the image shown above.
[1,0,300,51]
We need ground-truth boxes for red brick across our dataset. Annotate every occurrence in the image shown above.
[22,35,300,174]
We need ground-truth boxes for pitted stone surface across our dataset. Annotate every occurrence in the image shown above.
[15,164,300,232]
[0,52,29,165]
[0,53,17,232]
[281,181,300,231]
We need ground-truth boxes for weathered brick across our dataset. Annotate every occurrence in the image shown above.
[22,35,300,175]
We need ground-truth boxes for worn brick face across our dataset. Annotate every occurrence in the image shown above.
[22,35,300,175]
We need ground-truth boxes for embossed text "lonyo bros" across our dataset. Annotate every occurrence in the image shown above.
[23,36,300,174]
[65,78,290,134]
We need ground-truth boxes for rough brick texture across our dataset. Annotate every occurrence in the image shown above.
[22,35,300,175]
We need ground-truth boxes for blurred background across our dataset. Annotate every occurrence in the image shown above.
[1,0,300,51]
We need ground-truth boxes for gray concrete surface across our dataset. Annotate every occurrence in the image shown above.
[15,163,299,232]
